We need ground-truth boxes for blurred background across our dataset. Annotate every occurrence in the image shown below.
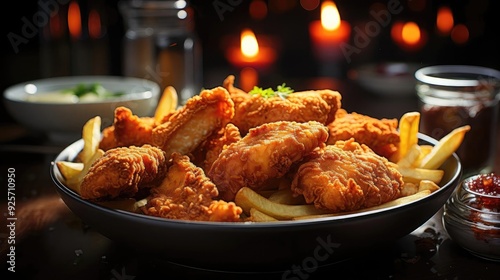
[2,0,499,123]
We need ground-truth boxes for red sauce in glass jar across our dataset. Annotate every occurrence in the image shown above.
[465,173,500,241]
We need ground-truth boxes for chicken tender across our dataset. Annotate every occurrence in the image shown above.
[145,153,242,222]
[152,87,234,158]
[292,138,403,212]
[99,106,157,151]
[230,89,342,135]
[208,121,329,201]
[80,145,168,200]
[327,109,400,158]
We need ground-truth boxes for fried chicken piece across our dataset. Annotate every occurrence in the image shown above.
[208,121,329,201]
[152,87,235,158]
[99,106,157,151]
[144,153,242,222]
[194,123,242,174]
[326,109,400,158]
[230,89,342,135]
[222,74,251,109]
[80,145,167,200]
[291,138,403,213]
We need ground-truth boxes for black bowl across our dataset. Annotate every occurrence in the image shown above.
[50,133,462,272]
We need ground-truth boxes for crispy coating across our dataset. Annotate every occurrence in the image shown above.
[222,74,251,109]
[327,109,400,158]
[99,106,156,151]
[152,87,234,158]
[208,121,329,201]
[145,153,242,222]
[230,89,342,135]
[291,139,403,212]
[80,145,167,200]
[195,123,242,174]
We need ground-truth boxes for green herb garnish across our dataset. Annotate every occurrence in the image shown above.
[249,83,294,99]
[63,83,125,98]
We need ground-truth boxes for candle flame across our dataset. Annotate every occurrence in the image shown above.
[68,1,82,39]
[436,6,454,35]
[240,29,259,58]
[401,21,421,45]
[321,1,341,31]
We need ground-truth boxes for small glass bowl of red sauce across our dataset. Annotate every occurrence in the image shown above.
[443,173,500,261]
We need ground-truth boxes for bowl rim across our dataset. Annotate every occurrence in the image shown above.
[4,75,160,105]
[50,133,462,229]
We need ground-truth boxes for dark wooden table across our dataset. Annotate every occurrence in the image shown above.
[1,76,499,279]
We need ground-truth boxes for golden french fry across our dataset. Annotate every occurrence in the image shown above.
[267,189,306,205]
[235,187,327,220]
[414,145,433,167]
[79,116,101,164]
[56,161,84,180]
[154,86,178,123]
[419,125,471,170]
[395,112,420,162]
[294,190,432,220]
[401,182,419,196]
[66,149,104,193]
[398,167,444,184]
[397,144,422,168]
[418,180,440,193]
[249,208,278,222]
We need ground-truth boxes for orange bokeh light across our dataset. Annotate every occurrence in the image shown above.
[240,29,259,58]
[68,1,82,40]
[249,0,268,20]
[401,21,421,45]
[436,6,454,35]
[88,9,102,39]
[451,24,469,44]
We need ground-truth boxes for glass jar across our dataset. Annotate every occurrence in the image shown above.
[415,65,500,177]
[119,0,202,104]
[442,173,500,261]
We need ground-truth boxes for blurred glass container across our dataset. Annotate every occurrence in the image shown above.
[119,0,202,104]
[443,173,500,261]
[415,65,500,176]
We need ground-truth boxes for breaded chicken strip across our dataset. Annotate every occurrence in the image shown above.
[327,109,400,158]
[99,106,157,151]
[222,74,251,109]
[145,153,242,222]
[208,121,329,201]
[291,139,403,212]
[80,145,167,200]
[230,89,342,135]
[152,87,234,158]
[194,123,242,174]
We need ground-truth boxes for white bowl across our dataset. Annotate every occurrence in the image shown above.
[3,76,160,143]
[351,62,422,97]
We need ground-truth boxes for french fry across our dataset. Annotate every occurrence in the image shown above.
[294,190,432,220]
[397,144,422,168]
[249,208,278,222]
[66,149,104,193]
[79,116,101,164]
[235,187,327,220]
[395,112,420,162]
[56,161,84,180]
[398,167,444,184]
[414,145,433,167]
[400,182,419,196]
[154,86,178,123]
[418,180,440,193]
[419,125,471,169]
[267,189,306,205]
